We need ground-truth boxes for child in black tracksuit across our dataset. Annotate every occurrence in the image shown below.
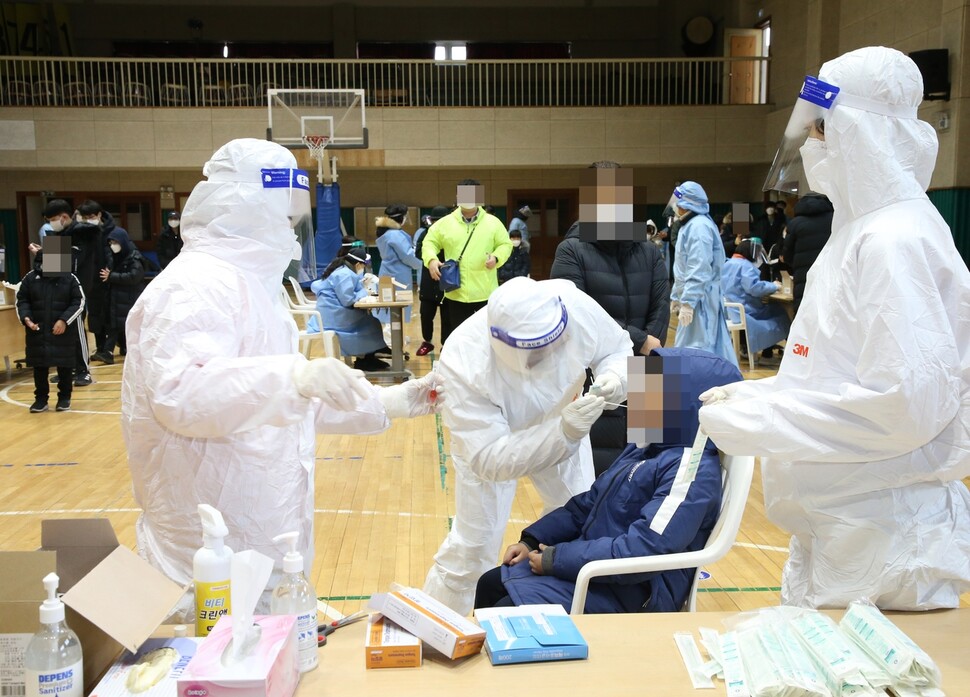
[16,250,85,413]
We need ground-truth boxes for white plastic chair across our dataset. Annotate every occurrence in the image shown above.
[570,452,756,615]
[724,301,755,372]
[286,276,314,307]
[280,286,338,359]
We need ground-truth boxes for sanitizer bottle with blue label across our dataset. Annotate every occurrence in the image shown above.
[270,531,319,673]
[24,572,83,697]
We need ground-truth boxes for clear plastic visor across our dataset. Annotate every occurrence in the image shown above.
[763,76,839,195]
[265,168,314,281]
[489,302,569,377]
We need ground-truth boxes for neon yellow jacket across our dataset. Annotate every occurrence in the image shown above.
[421,208,512,303]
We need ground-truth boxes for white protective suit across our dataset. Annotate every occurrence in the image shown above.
[699,47,970,610]
[424,277,632,614]
[123,139,400,618]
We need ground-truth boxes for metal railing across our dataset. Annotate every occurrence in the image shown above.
[0,56,769,108]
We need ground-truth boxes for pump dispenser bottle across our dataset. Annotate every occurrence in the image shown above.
[24,572,83,697]
[270,531,318,672]
[193,504,233,637]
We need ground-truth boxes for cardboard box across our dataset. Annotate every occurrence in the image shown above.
[369,587,485,660]
[177,614,298,697]
[0,519,187,695]
[474,605,588,665]
[364,615,422,669]
[90,637,203,697]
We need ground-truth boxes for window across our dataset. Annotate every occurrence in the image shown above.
[434,42,466,62]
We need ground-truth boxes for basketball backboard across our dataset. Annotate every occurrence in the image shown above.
[266,88,368,150]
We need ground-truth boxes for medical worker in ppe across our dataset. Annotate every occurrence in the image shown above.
[721,238,791,359]
[699,47,970,610]
[668,182,738,368]
[424,276,633,614]
[122,138,442,617]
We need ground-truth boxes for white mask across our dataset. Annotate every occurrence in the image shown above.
[765,207,776,216]
[511,239,521,247]
[799,138,831,195]
[110,242,122,254]
[168,220,180,229]
[48,218,65,233]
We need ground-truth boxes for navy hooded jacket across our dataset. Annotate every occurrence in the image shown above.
[500,348,743,613]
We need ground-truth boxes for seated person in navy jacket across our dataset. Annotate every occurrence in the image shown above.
[474,347,743,613]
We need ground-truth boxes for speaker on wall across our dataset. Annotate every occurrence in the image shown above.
[909,49,950,101]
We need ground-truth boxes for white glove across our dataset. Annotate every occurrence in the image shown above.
[774,281,783,291]
[698,383,740,406]
[293,358,373,411]
[589,372,623,409]
[670,299,681,315]
[378,371,445,419]
[678,304,694,327]
[561,395,606,441]
[362,273,379,294]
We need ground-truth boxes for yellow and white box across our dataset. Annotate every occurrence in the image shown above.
[369,587,484,660]
[364,615,422,669]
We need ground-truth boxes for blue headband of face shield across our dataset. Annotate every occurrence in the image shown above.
[261,168,310,191]
[489,302,568,349]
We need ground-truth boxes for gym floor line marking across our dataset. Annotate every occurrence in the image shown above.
[316,599,344,621]
[0,380,123,416]
[735,541,789,553]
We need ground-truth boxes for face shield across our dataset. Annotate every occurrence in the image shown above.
[489,298,569,378]
[260,167,314,282]
[763,76,841,195]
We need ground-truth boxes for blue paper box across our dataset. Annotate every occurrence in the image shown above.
[474,605,588,666]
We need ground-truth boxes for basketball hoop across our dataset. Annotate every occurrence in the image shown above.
[302,134,330,162]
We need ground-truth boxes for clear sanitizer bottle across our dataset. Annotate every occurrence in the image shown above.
[270,531,319,673]
[24,572,83,697]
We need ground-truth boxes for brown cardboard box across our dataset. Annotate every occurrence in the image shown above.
[0,519,186,695]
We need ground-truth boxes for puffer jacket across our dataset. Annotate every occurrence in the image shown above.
[104,229,146,331]
[16,257,85,368]
[551,222,670,476]
[500,348,741,613]
[550,222,669,353]
[781,195,834,312]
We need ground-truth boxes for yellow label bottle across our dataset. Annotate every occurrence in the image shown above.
[195,579,231,637]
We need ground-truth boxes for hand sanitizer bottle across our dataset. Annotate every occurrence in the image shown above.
[24,573,83,697]
[194,504,233,637]
[270,531,319,673]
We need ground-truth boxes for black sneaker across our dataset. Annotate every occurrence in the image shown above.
[55,398,71,412]
[29,400,49,413]
[91,351,114,365]
[74,373,93,386]
[374,347,393,358]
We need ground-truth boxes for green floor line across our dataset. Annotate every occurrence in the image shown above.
[319,595,373,601]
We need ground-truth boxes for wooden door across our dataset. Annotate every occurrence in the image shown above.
[723,28,763,105]
[506,189,578,280]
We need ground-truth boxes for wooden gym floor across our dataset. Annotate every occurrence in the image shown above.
[1,302,967,616]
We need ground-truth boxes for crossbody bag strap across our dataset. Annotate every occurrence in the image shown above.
[454,219,479,262]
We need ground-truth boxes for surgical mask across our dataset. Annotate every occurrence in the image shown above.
[765,207,776,216]
[799,138,832,195]
[48,218,65,233]
[168,219,180,229]
[511,239,521,247]
[110,242,122,254]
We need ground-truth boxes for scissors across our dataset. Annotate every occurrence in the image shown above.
[317,610,369,646]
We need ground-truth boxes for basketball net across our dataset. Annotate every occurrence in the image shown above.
[302,135,333,185]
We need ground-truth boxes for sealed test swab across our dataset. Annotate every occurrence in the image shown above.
[674,632,715,689]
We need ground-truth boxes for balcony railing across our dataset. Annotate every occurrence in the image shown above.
[0,56,769,108]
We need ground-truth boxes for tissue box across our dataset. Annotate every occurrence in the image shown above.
[177,615,298,697]
[364,615,422,669]
[90,637,203,697]
[369,587,484,660]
